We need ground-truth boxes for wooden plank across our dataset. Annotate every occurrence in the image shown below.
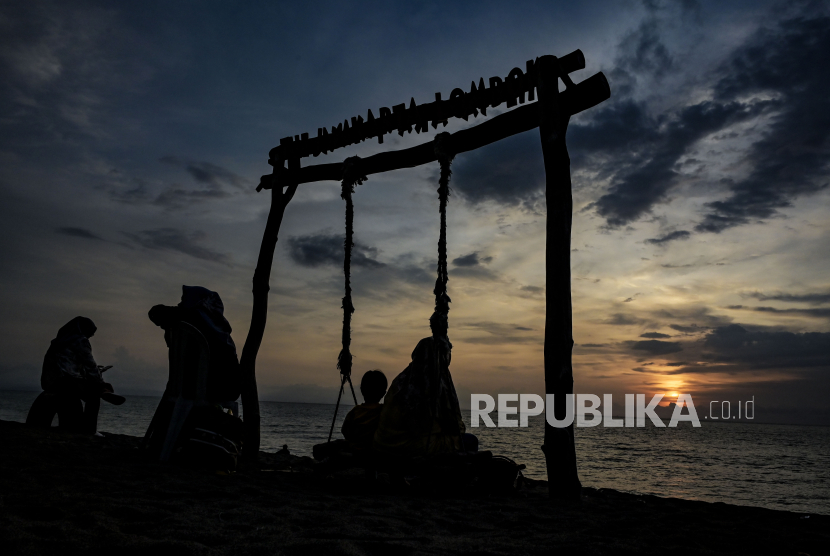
[258,71,609,190]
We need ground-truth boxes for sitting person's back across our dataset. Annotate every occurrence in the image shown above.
[341,370,387,453]
[373,337,465,458]
[148,285,240,402]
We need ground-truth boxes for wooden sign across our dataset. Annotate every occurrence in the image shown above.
[270,50,588,164]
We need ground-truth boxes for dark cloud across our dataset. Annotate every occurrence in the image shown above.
[450,251,498,281]
[696,12,830,233]
[55,227,103,241]
[123,228,230,264]
[605,313,650,326]
[160,156,250,191]
[625,339,683,355]
[616,18,673,80]
[667,324,830,373]
[669,324,704,333]
[661,263,694,269]
[450,131,545,209]
[744,290,830,306]
[287,233,384,269]
[108,158,251,211]
[644,230,690,245]
[640,332,670,338]
[452,252,492,267]
[580,99,769,228]
[572,5,829,233]
[727,305,830,320]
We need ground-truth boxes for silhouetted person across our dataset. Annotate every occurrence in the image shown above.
[37,316,124,434]
[148,286,241,402]
[373,337,466,457]
[341,370,387,453]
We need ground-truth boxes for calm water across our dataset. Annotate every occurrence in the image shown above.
[2,390,828,515]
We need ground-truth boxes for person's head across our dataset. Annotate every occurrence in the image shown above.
[360,369,387,404]
[57,316,96,338]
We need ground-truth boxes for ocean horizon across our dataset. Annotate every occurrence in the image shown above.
[3,389,828,516]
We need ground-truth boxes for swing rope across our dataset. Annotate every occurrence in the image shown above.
[328,156,366,442]
[431,132,454,359]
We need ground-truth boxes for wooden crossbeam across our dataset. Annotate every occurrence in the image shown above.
[258,71,609,191]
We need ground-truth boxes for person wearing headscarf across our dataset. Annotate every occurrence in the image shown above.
[41,316,121,434]
[148,286,241,402]
[373,336,466,457]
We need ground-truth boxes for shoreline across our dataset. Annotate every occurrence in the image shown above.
[2,419,827,555]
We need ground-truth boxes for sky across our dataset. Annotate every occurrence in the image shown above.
[1,0,828,425]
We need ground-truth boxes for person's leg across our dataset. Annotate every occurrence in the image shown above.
[82,394,101,434]
[77,382,103,435]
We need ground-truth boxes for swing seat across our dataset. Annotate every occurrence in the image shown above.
[142,321,238,462]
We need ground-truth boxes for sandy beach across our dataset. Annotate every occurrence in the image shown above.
[1,419,826,555]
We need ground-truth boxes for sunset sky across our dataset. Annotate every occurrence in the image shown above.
[1,0,828,425]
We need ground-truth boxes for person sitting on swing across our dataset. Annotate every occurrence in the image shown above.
[373,336,467,458]
[38,317,125,434]
[148,285,241,403]
[341,369,387,454]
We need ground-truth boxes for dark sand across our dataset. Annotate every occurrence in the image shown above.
[1,420,826,555]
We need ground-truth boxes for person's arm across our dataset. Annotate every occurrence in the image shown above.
[341,407,357,440]
[76,337,104,384]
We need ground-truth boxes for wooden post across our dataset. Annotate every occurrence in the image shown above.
[537,55,582,500]
[239,159,298,460]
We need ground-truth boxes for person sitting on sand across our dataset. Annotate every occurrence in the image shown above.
[40,317,124,434]
[148,286,241,402]
[373,337,466,458]
[341,370,387,453]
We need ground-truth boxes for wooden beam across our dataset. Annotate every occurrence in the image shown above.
[258,71,609,191]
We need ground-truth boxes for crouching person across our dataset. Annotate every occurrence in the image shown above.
[27,317,125,435]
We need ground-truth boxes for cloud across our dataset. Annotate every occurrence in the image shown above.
[450,131,545,209]
[644,230,690,245]
[726,305,830,320]
[287,233,384,269]
[695,11,830,233]
[459,321,538,345]
[671,324,830,373]
[581,99,769,228]
[160,156,250,191]
[452,252,492,267]
[625,339,683,355]
[605,313,651,326]
[640,332,670,338]
[572,4,829,234]
[450,251,498,281]
[123,228,230,264]
[55,227,103,241]
[744,290,830,306]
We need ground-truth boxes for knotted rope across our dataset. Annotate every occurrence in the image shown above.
[328,156,365,441]
[431,133,454,359]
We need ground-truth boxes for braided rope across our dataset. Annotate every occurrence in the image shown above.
[431,133,454,357]
[337,157,367,379]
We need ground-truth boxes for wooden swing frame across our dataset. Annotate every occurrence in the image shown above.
[240,51,611,500]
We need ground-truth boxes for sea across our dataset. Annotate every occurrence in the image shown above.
[2,390,828,516]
